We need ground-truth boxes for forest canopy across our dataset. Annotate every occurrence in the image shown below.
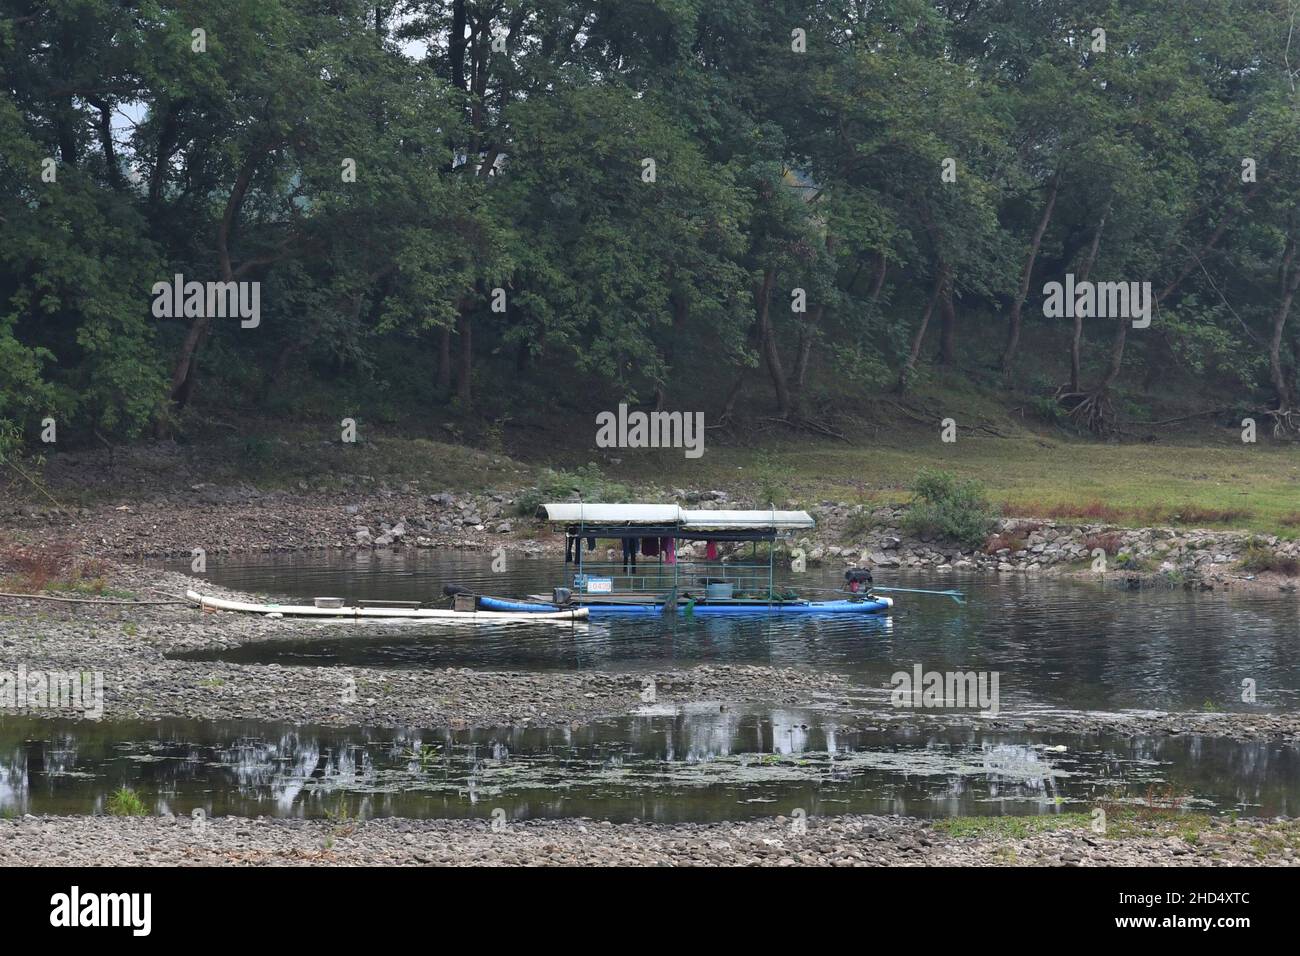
[2,0,1299,452]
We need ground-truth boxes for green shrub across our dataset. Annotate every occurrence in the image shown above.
[106,786,148,817]
[752,451,794,506]
[1028,395,1067,425]
[236,434,276,466]
[514,463,632,516]
[1239,544,1300,576]
[840,508,876,542]
[902,468,996,547]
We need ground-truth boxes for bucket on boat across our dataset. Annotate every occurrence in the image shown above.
[553,587,573,606]
[452,593,476,613]
[705,582,734,600]
[313,597,344,609]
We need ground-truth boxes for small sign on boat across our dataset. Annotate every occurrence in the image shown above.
[585,577,614,594]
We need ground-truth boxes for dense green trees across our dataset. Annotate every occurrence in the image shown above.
[1,0,1297,452]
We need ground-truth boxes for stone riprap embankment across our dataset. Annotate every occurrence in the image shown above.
[798,505,1298,590]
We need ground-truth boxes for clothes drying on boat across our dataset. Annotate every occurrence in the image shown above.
[663,537,676,564]
[564,535,600,563]
[641,536,660,557]
[621,537,638,571]
[705,540,718,560]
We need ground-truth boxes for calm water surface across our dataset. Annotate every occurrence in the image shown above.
[4,710,1298,821]
[12,549,1280,820]
[166,550,1300,714]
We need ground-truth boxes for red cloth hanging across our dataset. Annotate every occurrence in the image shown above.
[705,540,718,560]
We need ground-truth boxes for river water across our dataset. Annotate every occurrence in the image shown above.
[168,550,1300,713]
[2,550,1297,820]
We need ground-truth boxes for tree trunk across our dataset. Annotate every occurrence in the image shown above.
[793,302,824,397]
[1062,306,1127,435]
[54,96,78,167]
[720,368,746,422]
[898,266,947,391]
[1000,174,1060,379]
[267,339,301,395]
[90,98,122,191]
[937,269,956,365]
[168,153,259,406]
[754,268,793,418]
[865,251,888,317]
[1269,235,1300,413]
[437,326,453,391]
[148,102,182,216]
[449,0,468,91]
[456,310,473,409]
[656,288,689,411]
[1070,207,1109,393]
[168,315,212,407]
[1099,312,1128,392]
[791,237,836,407]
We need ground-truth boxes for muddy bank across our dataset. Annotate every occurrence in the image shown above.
[3,812,1296,866]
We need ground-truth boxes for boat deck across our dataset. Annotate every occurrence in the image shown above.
[527,591,806,607]
[525,593,892,615]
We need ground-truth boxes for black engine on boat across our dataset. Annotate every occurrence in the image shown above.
[844,568,874,594]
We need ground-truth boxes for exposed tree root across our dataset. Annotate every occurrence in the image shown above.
[1263,407,1299,437]
[1056,386,1116,435]
[758,415,848,442]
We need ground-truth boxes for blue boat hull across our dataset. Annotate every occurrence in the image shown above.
[477,596,572,613]
[478,595,892,616]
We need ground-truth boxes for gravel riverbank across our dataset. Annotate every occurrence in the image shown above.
[0,564,842,729]
[3,812,1296,866]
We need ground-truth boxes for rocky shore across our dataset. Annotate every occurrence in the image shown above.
[805,503,1300,591]
[1,487,527,558]
[4,482,1294,593]
[4,812,1296,867]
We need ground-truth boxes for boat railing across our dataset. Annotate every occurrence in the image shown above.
[568,560,777,597]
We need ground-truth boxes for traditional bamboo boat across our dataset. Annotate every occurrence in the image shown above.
[185,590,589,622]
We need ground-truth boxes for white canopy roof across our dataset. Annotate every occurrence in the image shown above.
[536,503,814,532]
[535,503,681,525]
[681,509,814,531]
